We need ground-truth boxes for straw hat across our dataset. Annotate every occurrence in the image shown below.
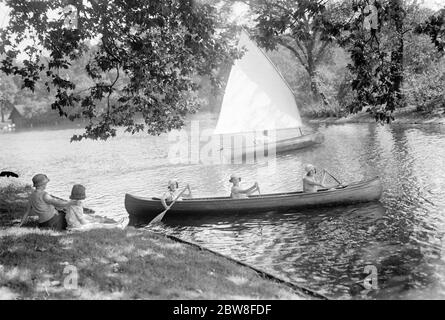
[167,179,178,189]
[32,174,50,187]
[229,174,241,183]
[304,164,316,173]
[70,184,86,200]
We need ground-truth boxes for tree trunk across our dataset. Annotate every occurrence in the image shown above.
[0,103,4,123]
[309,70,319,97]
[392,39,403,100]
[307,52,319,98]
[390,0,405,105]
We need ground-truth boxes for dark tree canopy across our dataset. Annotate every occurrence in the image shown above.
[416,8,445,52]
[0,0,239,140]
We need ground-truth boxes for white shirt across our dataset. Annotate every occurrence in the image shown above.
[66,203,86,229]
[230,186,248,199]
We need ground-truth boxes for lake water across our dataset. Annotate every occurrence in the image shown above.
[1,115,445,299]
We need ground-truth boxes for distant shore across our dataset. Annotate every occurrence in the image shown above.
[305,106,445,125]
[0,181,319,300]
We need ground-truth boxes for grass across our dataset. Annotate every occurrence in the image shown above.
[0,182,312,300]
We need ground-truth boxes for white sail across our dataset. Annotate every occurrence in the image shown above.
[214,30,302,136]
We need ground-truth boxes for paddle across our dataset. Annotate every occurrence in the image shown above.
[256,182,261,195]
[322,169,343,187]
[148,186,189,225]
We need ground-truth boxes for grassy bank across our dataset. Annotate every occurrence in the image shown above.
[0,181,313,300]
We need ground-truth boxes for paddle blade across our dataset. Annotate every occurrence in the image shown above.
[149,209,167,225]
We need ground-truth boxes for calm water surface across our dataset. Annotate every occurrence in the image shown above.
[1,116,445,299]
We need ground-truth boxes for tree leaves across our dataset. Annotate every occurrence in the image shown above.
[0,0,238,140]
[415,8,445,52]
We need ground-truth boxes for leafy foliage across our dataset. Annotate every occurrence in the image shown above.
[0,73,18,121]
[404,57,445,113]
[327,0,407,123]
[415,8,445,52]
[249,0,443,121]
[246,0,338,100]
[0,0,240,140]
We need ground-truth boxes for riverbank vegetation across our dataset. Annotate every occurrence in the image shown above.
[0,0,444,139]
[0,182,311,300]
[245,0,445,122]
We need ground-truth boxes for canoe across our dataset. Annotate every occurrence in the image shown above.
[126,177,383,225]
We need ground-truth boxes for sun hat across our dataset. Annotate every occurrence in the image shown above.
[229,174,241,183]
[32,174,50,187]
[167,179,178,188]
[304,164,316,173]
[70,184,86,200]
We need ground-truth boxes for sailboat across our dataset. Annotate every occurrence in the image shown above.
[213,30,324,161]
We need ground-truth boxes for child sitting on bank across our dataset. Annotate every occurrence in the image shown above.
[66,184,124,231]
[20,174,73,230]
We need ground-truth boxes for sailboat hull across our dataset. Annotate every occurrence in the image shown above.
[220,132,324,159]
[253,132,324,155]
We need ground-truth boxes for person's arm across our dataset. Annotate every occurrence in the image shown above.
[76,212,88,225]
[238,183,258,195]
[43,193,73,208]
[304,177,327,189]
[161,193,169,209]
[245,182,260,195]
[19,201,32,227]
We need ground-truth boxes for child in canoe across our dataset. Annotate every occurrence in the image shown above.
[65,184,125,231]
[229,174,259,199]
[303,164,329,193]
[161,179,192,209]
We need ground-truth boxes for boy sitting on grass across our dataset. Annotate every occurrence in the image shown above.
[20,174,73,230]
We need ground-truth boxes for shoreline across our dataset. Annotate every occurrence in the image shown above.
[305,107,445,126]
[0,183,322,300]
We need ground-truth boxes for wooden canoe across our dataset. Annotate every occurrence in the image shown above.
[126,177,383,225]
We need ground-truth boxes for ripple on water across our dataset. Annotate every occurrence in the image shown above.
[1,122,445,299]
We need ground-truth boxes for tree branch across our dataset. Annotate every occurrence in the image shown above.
[314,39,330,65]
[107,65,120,116]
[278,40,307,69]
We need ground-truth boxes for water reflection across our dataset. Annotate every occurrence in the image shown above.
[1,121,445,299]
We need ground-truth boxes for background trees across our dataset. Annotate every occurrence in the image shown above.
[0,0,239,140]
[0,73,17,122]
[1,0,444,138]
[243,0,444,121]
[245,0,336,102]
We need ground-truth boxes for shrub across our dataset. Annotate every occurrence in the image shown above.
[404,58,445,114]
[301,99,346,118]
